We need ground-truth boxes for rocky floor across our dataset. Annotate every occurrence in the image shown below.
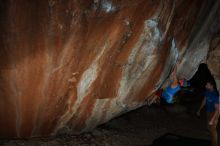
[0,104,219,146]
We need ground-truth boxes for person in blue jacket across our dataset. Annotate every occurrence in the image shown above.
[161,68,181,105]
[197,80,220,146]
[150,68,181,106]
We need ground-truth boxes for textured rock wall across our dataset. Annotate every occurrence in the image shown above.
[207,5,220,92]
[208,32,220,92]
[0,0,219,138]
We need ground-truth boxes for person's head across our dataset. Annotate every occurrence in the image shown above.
[205,80,216,91]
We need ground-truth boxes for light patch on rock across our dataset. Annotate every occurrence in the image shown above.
[155,38,179,89]
[178,38,209,80]
[116,19,161,111]
[101,0,116,13]
[82,99,109,131]
[53,42,110,133]
[77,65,98,100]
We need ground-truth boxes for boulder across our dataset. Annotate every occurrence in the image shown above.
[0,0,219,138]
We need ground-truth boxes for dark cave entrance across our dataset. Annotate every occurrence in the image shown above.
[179,63,218,112]
[190,63,217,92]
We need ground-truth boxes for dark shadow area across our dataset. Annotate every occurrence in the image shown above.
[190,63,217,91]
[176,63,218,114]
[148,133,210,146]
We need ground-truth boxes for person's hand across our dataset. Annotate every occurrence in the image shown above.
[196,110,201,117]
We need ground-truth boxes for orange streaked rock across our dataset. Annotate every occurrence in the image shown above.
[0,0,219,138]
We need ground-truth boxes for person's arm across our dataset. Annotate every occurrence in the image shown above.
[209,103,220,125]
[197,97,206,116]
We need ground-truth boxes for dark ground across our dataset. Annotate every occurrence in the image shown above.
[0,95,219,146]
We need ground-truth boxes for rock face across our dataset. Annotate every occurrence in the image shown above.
[0,0,219,138]
[208,32,220,92]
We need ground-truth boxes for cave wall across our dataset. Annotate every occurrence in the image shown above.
[207,5,220,93]
[208,32,220,93]
[0,0,219,138]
